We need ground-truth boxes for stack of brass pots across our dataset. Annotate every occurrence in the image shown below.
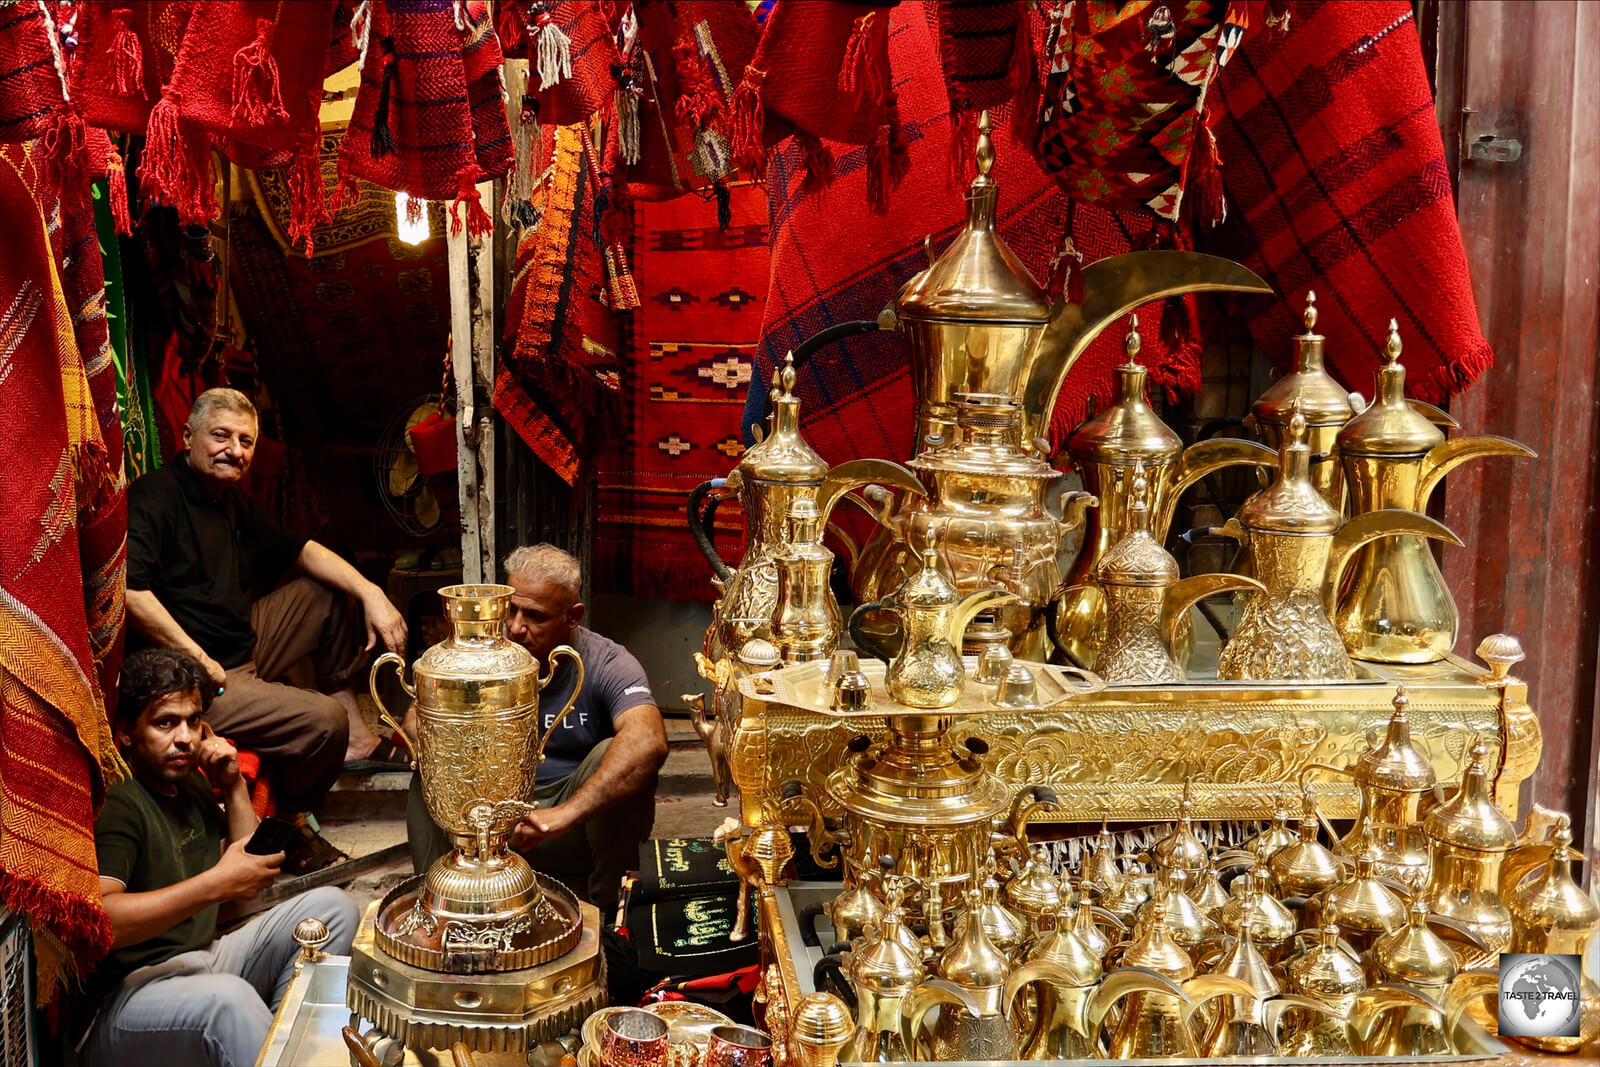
[1334,322,1535,663]
[1058,322,1275,668]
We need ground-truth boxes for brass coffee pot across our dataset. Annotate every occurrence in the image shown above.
[1282,924,1366,1056]
[1505,816,1600,1053]
[1216,873,1298,964]
[1013,882,1104,1059]
[1061,473,1263,681]
[369,585,586,974]
[1336,685,1437,892]
[1333,323,1535,662]
[1250,293,1359,507]
[1373,900,1460,999]
[854,392,1095,661]
[850,532,1015,709]
[694,353,923,658]
[1202,896,1281,1056]
[1421,736,1516,962]
[1216,412,1462,679]
[1058,324,1276,668]
[839,904,925,1063]
[902,886,1025,1060]
[1319,846,1408,956]
[771,499,838,663]
[1004,844,1063,938]
[1268,790,1345,901]
[1243,791,1301,863]
[1349,984,1454,1057]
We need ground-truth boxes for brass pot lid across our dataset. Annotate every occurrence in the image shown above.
[1372,901,1459,987]
[1507,817,1600,941]
[1005,846,1064,917]
[1289,924,1367,1004]
[910,393,1058,479]
[1337,322,1445,457]
[1215,898,1281,998]
[1236,412,1343,533]
[1096,474,1180,585]
[942,886,1012,988]
[1269,814,1345,899]
[831,744,1012,826]
[1141,875,1213,948]
[1322,850,1408,935]
[1218,874,1297,945]
[852,910,925,994]
[1119,894,1195,980]
[1067,320,1185,465]
[739,354,828,485]
[1252,293,1358,427]
[1422,736,1516,853]
[1150,778,1208,877]
[895,114,1052,327]
[1356,686,1437,794]
[1029,884,1104,985]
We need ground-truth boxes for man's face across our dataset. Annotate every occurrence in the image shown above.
[182,407,257,490]
[506,572,583,667]
[117,689,205,788]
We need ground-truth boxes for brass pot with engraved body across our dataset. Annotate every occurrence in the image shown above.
[1060,472,1263,681]
[1334,323,1536,663]
[1216,413,1462,680]
[368,585,585,974]
[771,499,839,663]
[856,393,1095,660]
[1332,685,1438,892]
[1057,325,1276,667]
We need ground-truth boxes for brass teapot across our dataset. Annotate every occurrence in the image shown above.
[1268,789,1345,901]
[1060,473,1263,681]
[839,903,926,1064]
[902,886,1030,1060]
[849,531,1015,709]
[1215,412,1462,680]
[1334,323,1535,662]
[1421,735,1517,962]
[770,499,838,663]
[1058,323,1275,667]
[854,392,1096,661]
[1335,685,1438,892]
[1012,882,1105,1059]
[693,352,923,659]
[1319,845,1409,956]
[1282,924,1366,1056]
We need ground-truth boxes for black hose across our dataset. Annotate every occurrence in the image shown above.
[790,319,884,374]
[686,479,733,582]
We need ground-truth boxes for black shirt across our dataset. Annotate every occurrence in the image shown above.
[126,458,307,668]
[90,771,225,1004]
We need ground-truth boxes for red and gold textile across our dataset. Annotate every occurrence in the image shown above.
[496,125,621,484]
[0,148,122,994]
[1202,0,1492,399]
[593,182,769,600]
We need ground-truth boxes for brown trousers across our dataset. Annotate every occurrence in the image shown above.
[205,577,365,811]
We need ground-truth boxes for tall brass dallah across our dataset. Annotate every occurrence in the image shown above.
[1215,413,1462,680]
[1058,321,1275,667]
[1334,322,1535,662]
[852,109,1272,650]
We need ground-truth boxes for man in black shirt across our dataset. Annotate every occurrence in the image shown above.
[126,389,408,811]
[82,648,358,1067]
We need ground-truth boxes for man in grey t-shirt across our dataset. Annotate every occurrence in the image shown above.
[406,545,668,908]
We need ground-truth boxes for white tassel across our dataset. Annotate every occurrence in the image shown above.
[33,0,70,98]
[535,15,572,91]
[618,88,641,165]
[351,0,372,72]
[453,0,472,32]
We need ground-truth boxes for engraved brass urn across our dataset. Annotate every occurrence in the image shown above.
[369,585,586,973]
[1215,413,1462,680]
[1334,323,1536,663]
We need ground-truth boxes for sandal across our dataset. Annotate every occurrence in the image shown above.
[283,825,349,877]
[342,738,412,774]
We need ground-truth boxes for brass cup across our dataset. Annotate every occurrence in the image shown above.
[705,1024,774,1066]
[601,1009,671,1066]
[995,665,1037,707]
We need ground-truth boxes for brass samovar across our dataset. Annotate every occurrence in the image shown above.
[354,585,604,1053]
[852,110,1273,656]
[1333,322,1535,663]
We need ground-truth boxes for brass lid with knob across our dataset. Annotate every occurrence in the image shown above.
[1288,924,1367,1007]
[1356,685,1438,795]
[1507,815,1599,955]
[1269,789,1345,899]
[1067,317,1185,465]
[1422,735,1516,854]
[1321,848,1408,939]
[738,353,828,486]
[1119,891,1195,980]
[1236,411,1344,534]
[1095,473,1180,585]
[1150,777,1209,880]
[1252,293,1358,428]
[1336,322,1446,457]
[1026,879,1104,986]
[941,885,1012,988]
[1371,900,1460,990]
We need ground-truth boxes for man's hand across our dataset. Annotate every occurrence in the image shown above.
[362,589,408,654]
[197,723,240,788]
[206,838,282,902]
[197,652,228,690]
[510,804,580,851]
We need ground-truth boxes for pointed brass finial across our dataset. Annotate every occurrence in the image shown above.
[780,351,797,395]
[1384,320,1402,365]
[1392,683,1409,716]
[1302,291,1318,332]
[975,109,994,178]
[1125,313,1143,364]
[1288,410,1308,441]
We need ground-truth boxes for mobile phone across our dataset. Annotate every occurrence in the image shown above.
[244,816,299,856]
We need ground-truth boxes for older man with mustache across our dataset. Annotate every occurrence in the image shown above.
[126,389,408,819]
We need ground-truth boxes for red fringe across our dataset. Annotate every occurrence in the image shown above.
[798,131,834,195]
[671,40,724,130]
[231,18,290,129]
[450,170,492,236]
[886,91,910,188]
[496,0,529,52]
[1190,124,1226,227]
[136,93,215,224]
[866,123,891,215]
[109,9,145,99]
[106,141,132,235]
[837,12,877,98]
[0,870,112,967]
[286,138,331,257]
[39,108,88,197]
[730,66,766,179]
[1009,13,1042,152]
[328,168,361,214]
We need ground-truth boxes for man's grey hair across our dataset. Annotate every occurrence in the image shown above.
[186,388,258,433]
[504,544,581,598]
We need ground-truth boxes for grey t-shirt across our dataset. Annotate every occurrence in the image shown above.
[535,626,655,782]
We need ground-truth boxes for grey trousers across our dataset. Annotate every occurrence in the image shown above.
[82,886,359,1067]
[406,738,655,910]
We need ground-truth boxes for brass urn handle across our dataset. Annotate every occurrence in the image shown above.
[533,644,586,761]
[846,599,898,664]
[368,652,416,766]
[901,978,985,1059]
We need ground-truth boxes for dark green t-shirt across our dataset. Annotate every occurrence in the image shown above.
[90,771,225,1002]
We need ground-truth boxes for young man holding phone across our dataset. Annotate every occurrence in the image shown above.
[81,648,360,1067]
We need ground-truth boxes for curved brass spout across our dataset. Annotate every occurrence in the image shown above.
[1022,252,1274,446]
[1322,509,1463,616]
[1415,434,1537,509]
[816,457,927,523]
[1170,437,1278,501]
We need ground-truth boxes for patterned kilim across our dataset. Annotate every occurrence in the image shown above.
[0,149,122,995]
[749,6,1206,472]
[1201,0,1492,399]
[593,183,769,601]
